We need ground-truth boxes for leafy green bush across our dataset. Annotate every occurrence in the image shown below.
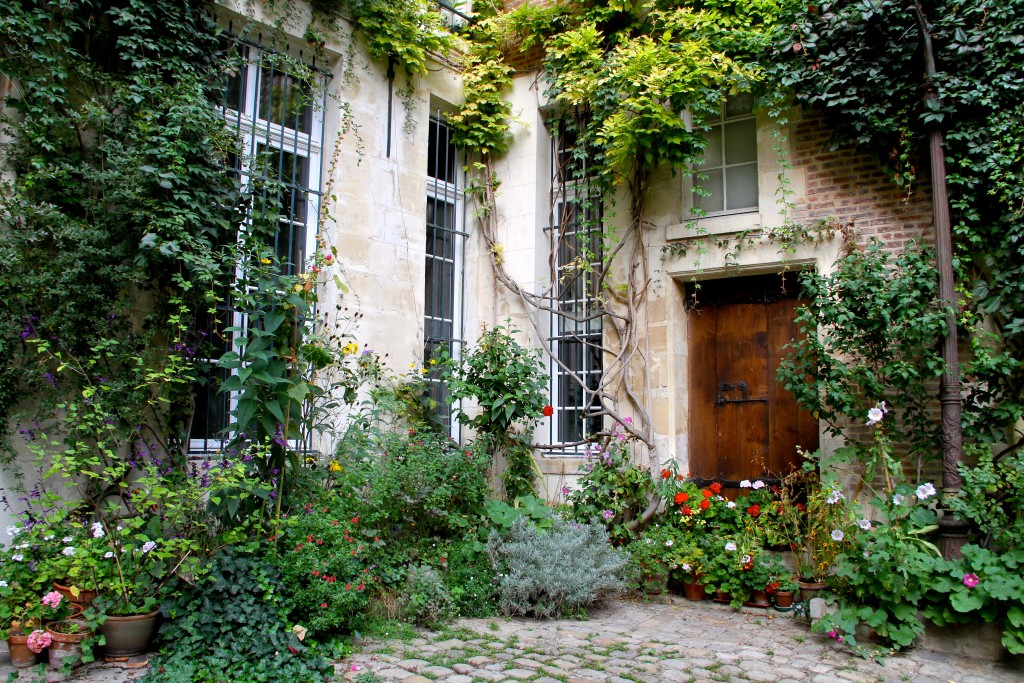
[439,538,498,618]
[336,428,489,566]
[564,442,651,544]
[144,547,332,683]
[926,546,1024,655]
[399,564,456,628]
[276,504,377,636]
[487,516,627,618]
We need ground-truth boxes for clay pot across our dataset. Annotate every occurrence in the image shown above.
[52,581,98,605]
[100,610,160,657]
[682,580,707,601]
[45,620,91,669]
[774,591,795,609]
[745,590,770,607]
[6,633,39,668]
[798,580,827,603]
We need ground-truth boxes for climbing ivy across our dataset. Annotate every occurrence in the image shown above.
[768,0,1024,446]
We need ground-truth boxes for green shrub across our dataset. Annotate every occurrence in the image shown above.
[399,564,456,628]
[487,516,627,618]
[276,502,378,636]
[144,547,332,683]
[440,538,498,618]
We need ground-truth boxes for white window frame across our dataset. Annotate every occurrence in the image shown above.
[424,113,466,439]
[189,39,326,454]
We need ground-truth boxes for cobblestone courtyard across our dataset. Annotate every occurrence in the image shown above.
[4,595,1021,682]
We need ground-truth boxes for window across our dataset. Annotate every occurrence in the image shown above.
[189,39,327,453]
[424,114,465,432]
[548,125,603,448]
[694,93,758,215]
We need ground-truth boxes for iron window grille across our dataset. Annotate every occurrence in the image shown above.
[424,114,466,436]
[189,35,328,454]
[546,124,603,450]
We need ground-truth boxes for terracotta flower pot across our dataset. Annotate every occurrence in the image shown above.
[100,610,160,657]
[745,590,770,607]
[6,633,38,668]
[713,589,733,604]
[682,580,707,601]
[774,591,795,609]
[52,581,98,605]
[45,620,91,670]
[798,579,826,603]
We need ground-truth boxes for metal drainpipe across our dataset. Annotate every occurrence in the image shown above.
[913,3,969,559]
[386,55,396,158]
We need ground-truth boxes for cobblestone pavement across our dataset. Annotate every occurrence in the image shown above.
[2,595,1022,682]
[339,596,1024,683]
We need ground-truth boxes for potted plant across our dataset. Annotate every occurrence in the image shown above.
[699,536,751,608]
[769,574,800,610]
[626,526,674,594]
[775,467,854,591]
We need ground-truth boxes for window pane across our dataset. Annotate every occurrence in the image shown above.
[725,92,755,118]
[725,163,759,211]
[258,66,312,133]
[428,119,457,184]
[724,119,757,165]
[700,125,723,168]
[694,169,724,213]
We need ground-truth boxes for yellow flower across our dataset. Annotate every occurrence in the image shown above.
[420,368,428,374]
[409,362,416,369]
[341,342,358,355]
[429,359,436,365]
[328,461,343,473]
[260,257,272,265]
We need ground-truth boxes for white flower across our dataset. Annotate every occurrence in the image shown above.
[826,489,845,504]
[62,536,73,543]
[725,541,737,552]
[916,483,937,500]
[91,522,105,538]
[104,551,114,559]
[44,535,54,541]
[16,543,29,550]
[831,529,845,542]
[141,541,157,554]
[893,494,906,506]
[0,580,7,587]
[11,554,23,562]
[6,525,19,537]
[714,495,725,501]
[741,554,752,565]
[739,480,752,488]
[62,546,75,557]
[664,540,674,547]
[752,480,765,490]
[866,407,884,426]
[726,501,737,509]
[681,563,691,572]
[858,519,872,530]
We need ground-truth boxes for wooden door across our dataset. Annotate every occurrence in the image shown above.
[687,273,818,496]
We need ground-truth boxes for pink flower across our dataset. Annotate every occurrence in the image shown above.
[26,629,52,653]
[963,573,980,588]
[41,590,63,609]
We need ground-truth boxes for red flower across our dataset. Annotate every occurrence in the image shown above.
[699,499,710,510]
[311,570,319,576]
[542,405,554,417]
[681,505,693,516]
[709,482,723,494]
[674,492,689,504]
[747,504,761,517]
[288,646,298,654]
[661,469,671,479]
[702,489,713,499]
[676,474,684,481]
[351,517,359,524]
[320,603,328,608]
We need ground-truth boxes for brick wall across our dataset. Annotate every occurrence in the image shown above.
[791,109,934,253]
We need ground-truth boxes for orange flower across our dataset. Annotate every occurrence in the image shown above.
[702,489,713,499]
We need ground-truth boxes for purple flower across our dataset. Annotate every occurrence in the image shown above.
[963,573,980,588]
[602,510,614,520]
